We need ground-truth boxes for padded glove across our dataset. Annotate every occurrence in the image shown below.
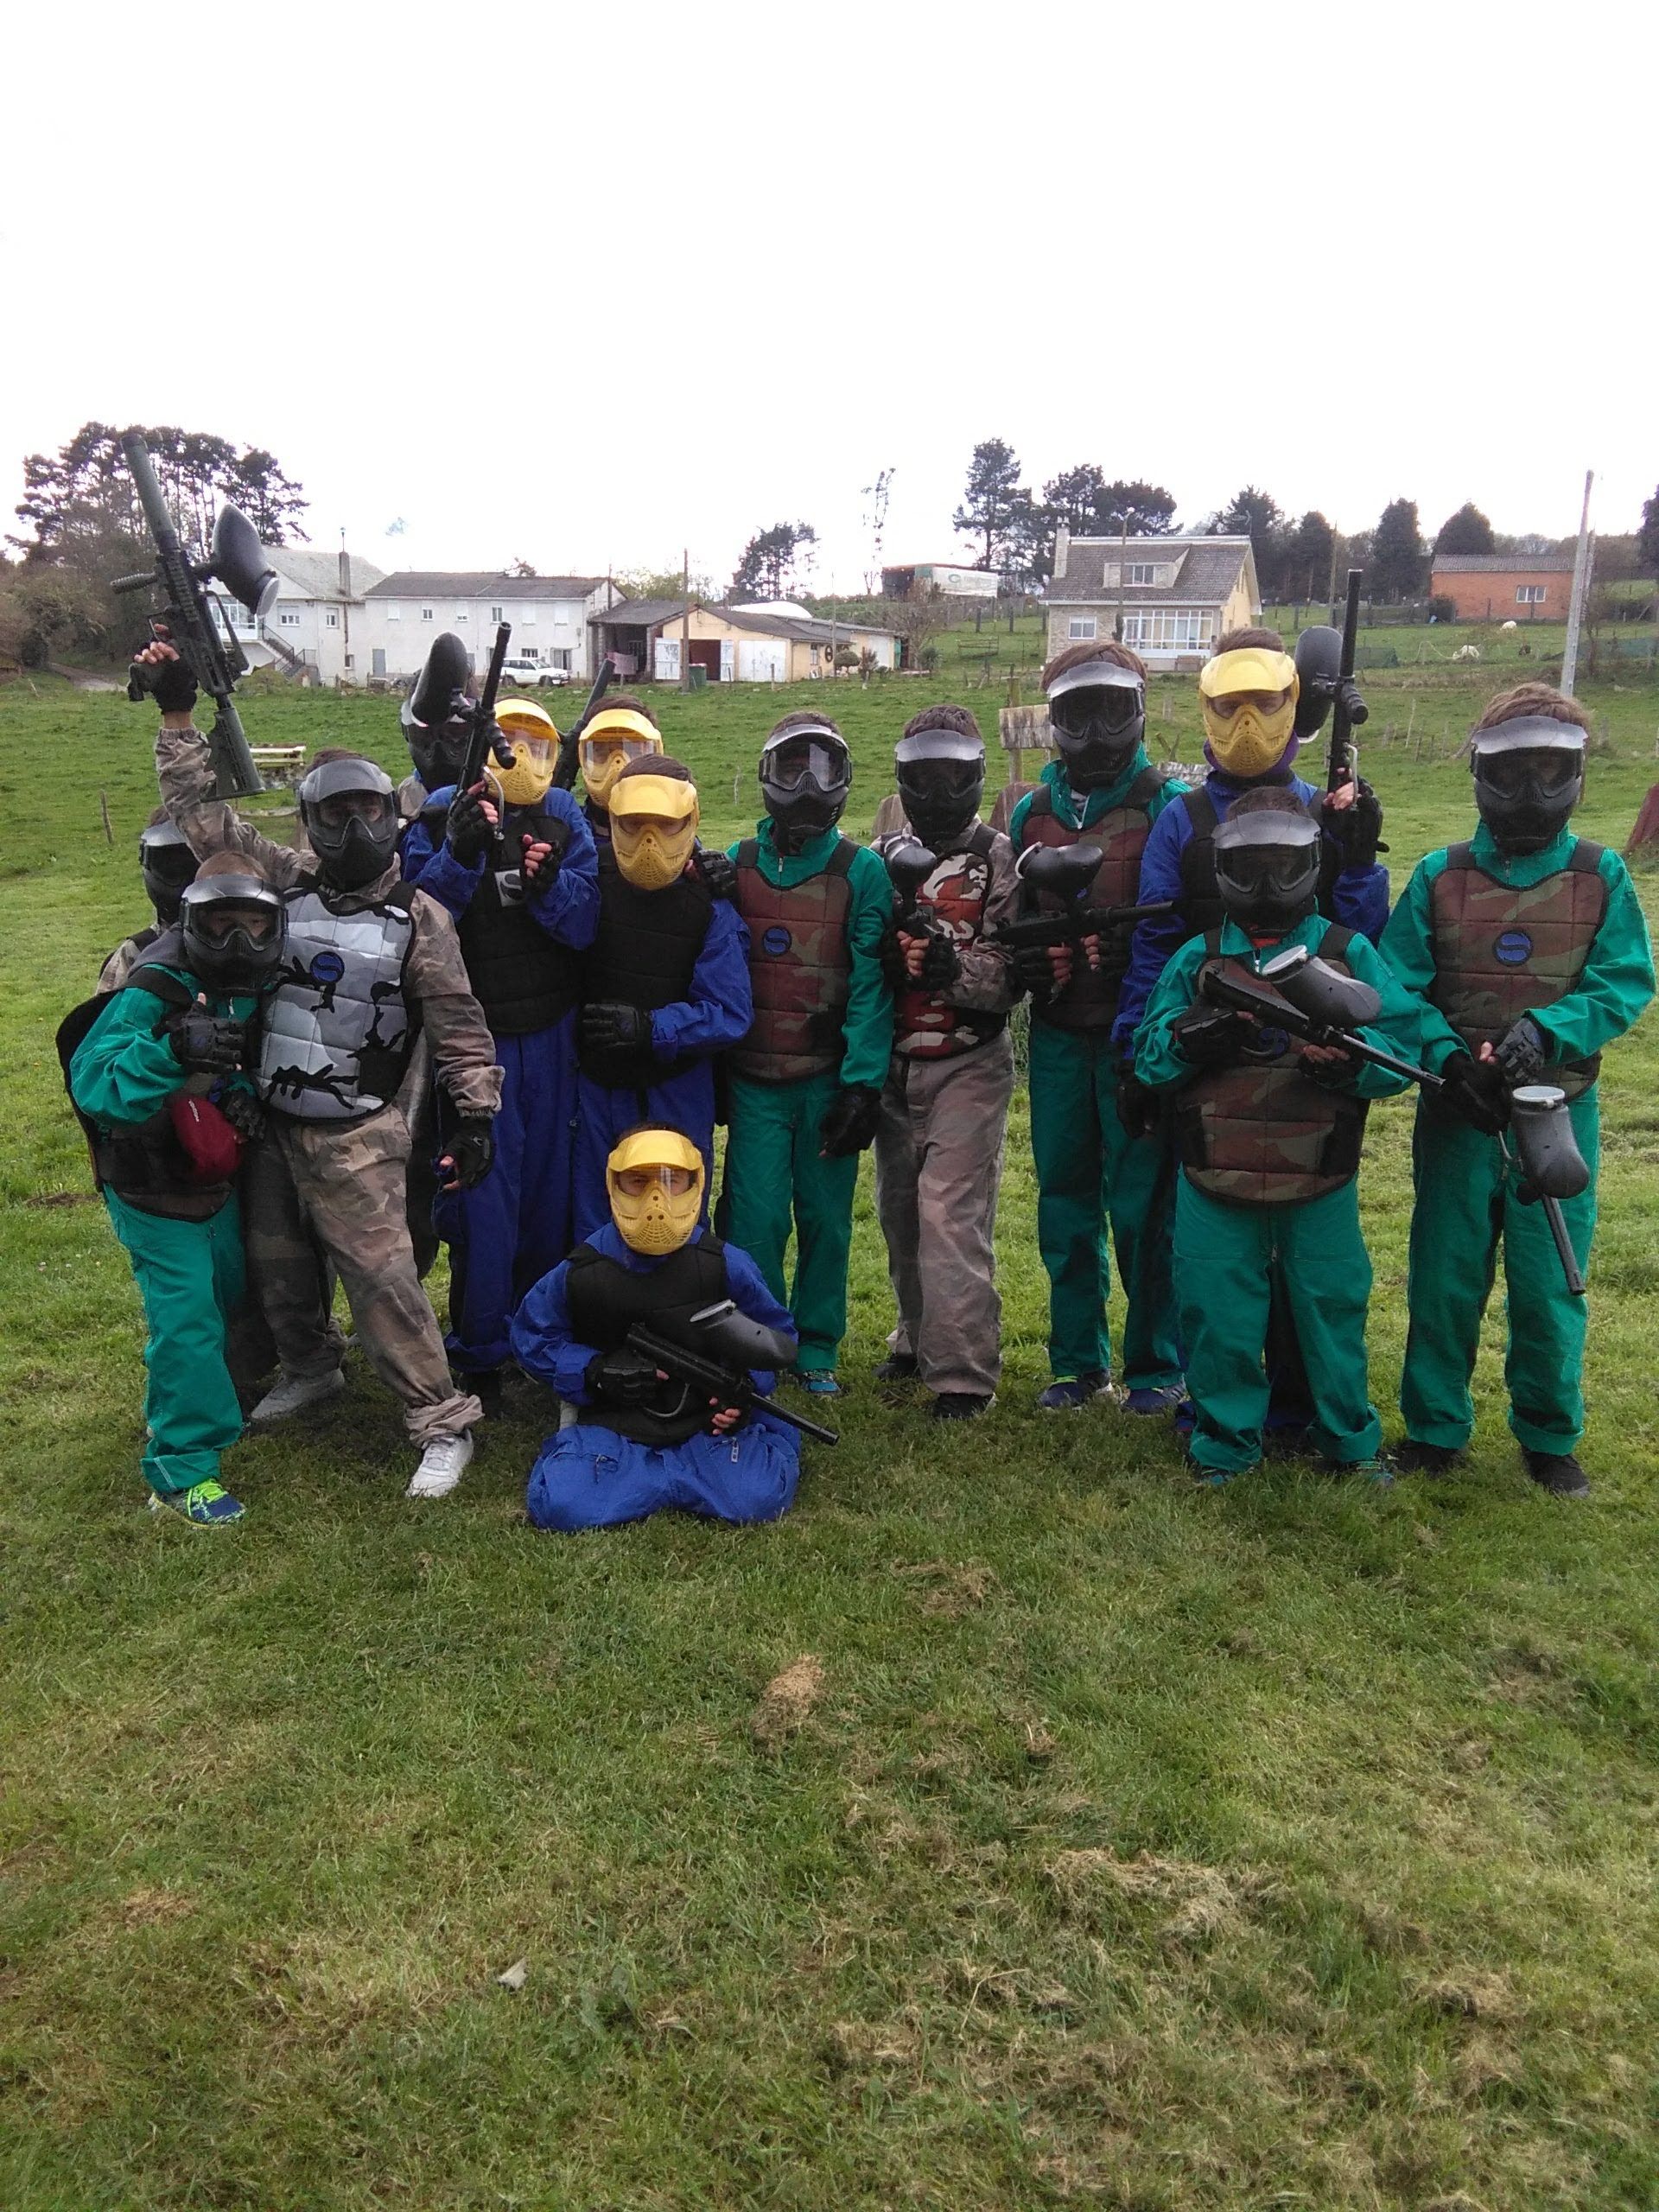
[445,787,493,867]
[1012,941,1060,1001]
[818,1083,884,1158]
[1440,1052,1511,1135]
[915,930,961,991]
[128,645,199,715]
[693,844,739,901]
[1322,779,1383,868]
[1116,1059,1160,1139]
[584,1346,661,1406]
[1493,1016,1547,1088]
[581,1001,652,1057]
[1171,1005,1253,1069]
[166,1007,247,1075]
[440,1118,496,1191]
[218,1086,268,1142]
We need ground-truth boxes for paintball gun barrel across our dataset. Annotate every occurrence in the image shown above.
[1327,567,1363,795]
[1198,945,1443,1092]
[112,431,272,800]
[995,840,1173,959]
[553,655,619,790]
[627,1300,839,1446]
[460,621,516,797]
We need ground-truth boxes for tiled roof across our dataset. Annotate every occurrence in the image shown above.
[1431,555,1572,574]
[365,571,608,600]
[1047,534,1252,608]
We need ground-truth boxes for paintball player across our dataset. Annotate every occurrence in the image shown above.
[98,809,200,994]
[139,639,503,1501]
[574,694,664,843]
[1381,683,1655,1496]
[64,855,286,1524]
[573,757,752,1236]
[721,714,895,1393]
[399,696,599,1399]
[510,1126,802,1531]
[1134,788,1424,1484]
[1008,644,1188,1412]
[872,705,1019,1418]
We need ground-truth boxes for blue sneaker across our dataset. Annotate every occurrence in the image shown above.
[1037,1371,1112,1411]
[148,1479,245,1526]
[1189,1459,1255,1488]
[1122,1383,1185,1416]
[1322,1452,1395,1485]
[800,1371,841,1397]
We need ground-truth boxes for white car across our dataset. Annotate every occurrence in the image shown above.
[499,655,570,689]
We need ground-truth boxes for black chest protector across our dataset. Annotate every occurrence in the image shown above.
[581,849,714,1087]
[455,805,580,1036]
[1179,784,1336,939]
[564,1236,731,1446]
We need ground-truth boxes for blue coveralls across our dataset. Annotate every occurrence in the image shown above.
[571,897,753,1240]
[401,786,599,1372]
[510,1224,802,1530]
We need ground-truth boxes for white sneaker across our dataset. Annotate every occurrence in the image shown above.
[405,1431,474,1500]
[248,1367,346,1427]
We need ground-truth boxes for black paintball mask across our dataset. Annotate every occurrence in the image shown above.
[138,817,199,925]
[1212,805,1322,934]
[759,723,852,854]
[1471,718,1586,854]
[298,757,400,889]
[402,631,475,791]
[1045,660,1146,790]
[178,873,286,991]
[894,725,984,846]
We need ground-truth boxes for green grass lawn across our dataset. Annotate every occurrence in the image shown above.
[3,667,1658,2209]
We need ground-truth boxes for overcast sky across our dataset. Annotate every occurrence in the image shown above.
[5,0,1652,589]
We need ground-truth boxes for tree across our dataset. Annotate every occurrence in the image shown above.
[1282,512,1336,604]
[1041,464,1110,537]
[1433,502,1495,556]
[1001,491,1051,593]
[1211,486,1287,601]
[1371,498,1427,600]
[952,438,1024,570]
[614,565,716,604]
[508,556,538,578]
[12,419,308,560]
[729,522,818,601]
[1038,467,1178,550]
[1097,480,1178,537]
[1637,485,1659,576]
[861,466,894,595]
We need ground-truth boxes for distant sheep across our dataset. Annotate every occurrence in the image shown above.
[1452,644,1482,662]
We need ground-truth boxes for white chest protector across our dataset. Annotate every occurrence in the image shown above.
[258,885,416,1122]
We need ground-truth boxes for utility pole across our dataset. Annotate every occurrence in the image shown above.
[1560,470,1594,698]
[680,545,691,691]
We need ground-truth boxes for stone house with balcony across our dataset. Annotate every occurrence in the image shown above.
[1042,531,1260,669]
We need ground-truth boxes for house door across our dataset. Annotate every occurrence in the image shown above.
[737,640,786,683]
[372,647,386,677]
[688,639,721,682]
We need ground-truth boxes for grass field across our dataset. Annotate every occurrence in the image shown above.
[3,660,1658,2209]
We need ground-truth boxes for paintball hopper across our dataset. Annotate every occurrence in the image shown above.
[1292,625,1343,739]
[409,631,474,728]
[1258,943,1382,1029]
[1016,841,1104,906]
[688,1299,798,1374]
[885,837,938,908]
[1509,1085,1591,1202]
[209,505,280,621]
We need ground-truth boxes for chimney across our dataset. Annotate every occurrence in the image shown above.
[1053,526,1070,582]
[338,545,353,599]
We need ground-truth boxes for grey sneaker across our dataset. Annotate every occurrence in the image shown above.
[247,1367,346,1427]
[406,1431,474,1500]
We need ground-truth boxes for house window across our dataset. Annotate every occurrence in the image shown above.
[550,648,572,671]
[344,653,355,670]
[325,610,340,629]
[1516,584,1548,605]
[278,610,301,628]
[454,609,468,621]
[421,607,434,622]
[1121,609,1211,650]
[1068,615,1098,640]
[489,604,504,623]
[386,604,401,621]
[1128,563,1156,585]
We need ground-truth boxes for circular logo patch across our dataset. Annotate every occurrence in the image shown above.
[309,950,346,984]
[761,925,793,957]
[1493,930,1533,966]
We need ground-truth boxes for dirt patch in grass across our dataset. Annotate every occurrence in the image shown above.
[893,1559,998,1617]
[749,1654,825,1751]
[1048,1847,1272,1942]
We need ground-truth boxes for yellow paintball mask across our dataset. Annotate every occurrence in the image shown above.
[1198,648,1300,777]
[607,1126,704,1255]
[610,772,700,891]
[581,709,663,809]
[491,700,559,807]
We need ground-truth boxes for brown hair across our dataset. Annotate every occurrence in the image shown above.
[767,709,843,742]
[306,746,372,769]
[902,702,982,742]
[1472,681,1592,736]
[1211,626,1285,656]
[614,754,693,786]
[1041,639,1147,690]
[1226,786,1313,823]
[592,691,658,729]
[196,849,271,884]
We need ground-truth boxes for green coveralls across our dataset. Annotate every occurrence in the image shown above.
[1008,755,1187,1387]
[1381,825,1654,1455]
[1135,914,1421,1475]
[70,970,259,1498]
[721,819,895,1373]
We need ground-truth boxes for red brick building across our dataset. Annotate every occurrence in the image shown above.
[1431,554,1573,622]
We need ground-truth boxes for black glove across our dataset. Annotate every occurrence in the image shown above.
[1012,942,1059,1001]
[1493,1017,1547,1088]
[1116,1060,1160,1139]
[1440,1052,1511,1135]
[694,845,739,901]
[1322,779,1383,868]
[584,1346,661,1407]
[1172,1005,1252,1069]
[819,1083,884,1158]
[916,931,961,991]
[218,1087,268,1142]
[445,788,493,868]
[581,1001,652,1057]
[128,647,198,715]
[440,1118,496,1191]
[877,923,909,992]
[166,1007,247,1075]
[1337,676,1369,728]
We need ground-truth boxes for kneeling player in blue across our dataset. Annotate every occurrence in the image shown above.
[511,1127,802,1532]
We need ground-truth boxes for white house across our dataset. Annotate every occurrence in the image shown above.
[1043,531,1262,668]
[229,547,387,687]
[359,572,615,685]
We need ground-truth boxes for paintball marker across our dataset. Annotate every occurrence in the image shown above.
[885,836,939,934]
[995,842,1173,967]
[552,654,619,790]
[1501,1084,1589,1298]
[460,620,516,797]
[1199,942,1440,1091]
[626,1299,840,1446]
[1326,567,1364,795]
[113,430,275,799]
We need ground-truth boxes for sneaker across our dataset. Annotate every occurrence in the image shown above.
[874,1353,920,1383]
[931,1392,995,1421]
[800,1372,841,1398]
[1122,1383,1185,1416]
[148,1479,245,1526]
[1321,1452,1395,1484]
[248,1367,345,1428]
[406,1431,474,1500]
[1522,1448,1591,1497]
[1189,1459,1253,1488]
[1395,1439,1465,1477]
[1037,1371,1111,1412]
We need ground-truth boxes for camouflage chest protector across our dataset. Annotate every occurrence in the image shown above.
[732,838,857,1082]
[1175,926,1366,1205]
[887,825,1003,1060]
[1018,771,1163,1030]
[1428,841,1608,1098]
[258,884,418,1122]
